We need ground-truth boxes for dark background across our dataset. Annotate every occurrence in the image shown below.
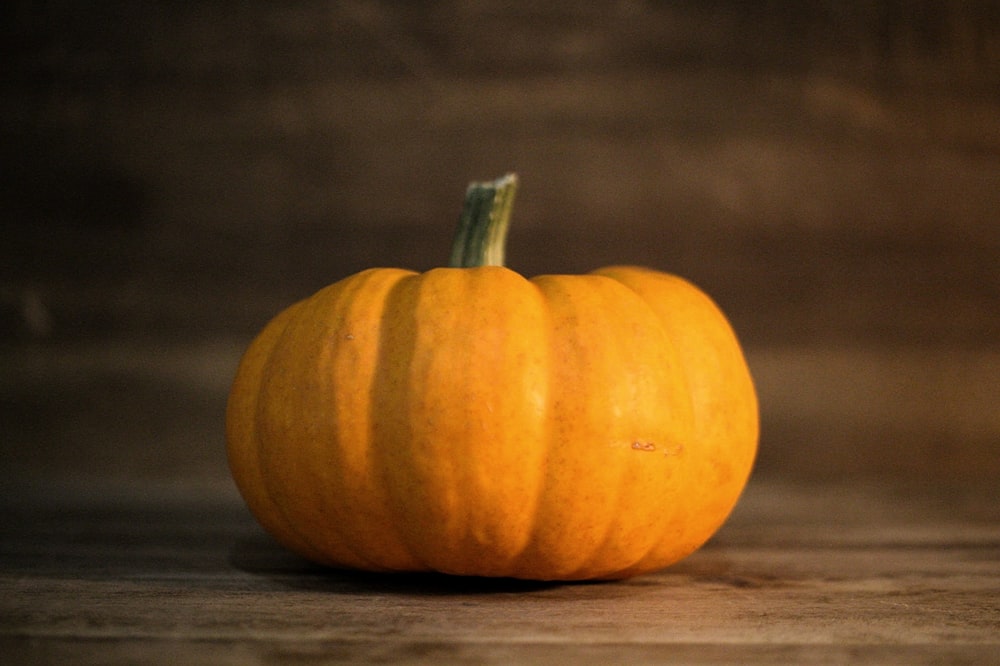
[2,1,999,494]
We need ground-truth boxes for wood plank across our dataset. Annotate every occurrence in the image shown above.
[2,481,997,664]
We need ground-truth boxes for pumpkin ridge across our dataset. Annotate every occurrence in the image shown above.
[592,266,758,572]
[251,270,420,572]
[227,301,312,558]
[366,270,443,572]
[575,274,697,579]
[256,278,387,569]
[371,267,553,576]
[245,300,335,565]
[319,268,427,571]
[509,274,691,579]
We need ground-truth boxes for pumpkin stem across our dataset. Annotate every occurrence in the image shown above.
[448,173,518,268]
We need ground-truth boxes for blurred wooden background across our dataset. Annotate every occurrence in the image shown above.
[2,1,999,491]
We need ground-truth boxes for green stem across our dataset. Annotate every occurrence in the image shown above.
[448,173,518,268]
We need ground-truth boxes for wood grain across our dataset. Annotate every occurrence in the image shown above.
[2,480,997,664]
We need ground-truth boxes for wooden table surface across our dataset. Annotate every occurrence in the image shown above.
[3,478,997,665]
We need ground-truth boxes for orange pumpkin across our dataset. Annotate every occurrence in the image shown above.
[226,174,757,581]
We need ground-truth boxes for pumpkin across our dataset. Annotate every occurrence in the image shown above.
[226,174,757,581]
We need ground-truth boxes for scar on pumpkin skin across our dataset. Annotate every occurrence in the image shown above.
[631,441,656,452]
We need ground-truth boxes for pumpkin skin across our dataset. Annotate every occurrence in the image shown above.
[226,264,758,581]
